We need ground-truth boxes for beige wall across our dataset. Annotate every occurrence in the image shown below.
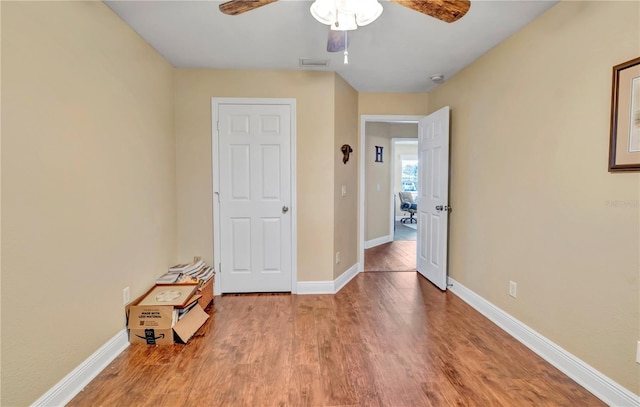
[429,0,640,394]
[174,69,336,282]
[1,2,176,405]
[333,75,359,279]
[359,92,429,116]
[388,124,419,139]
[365,123,393,241]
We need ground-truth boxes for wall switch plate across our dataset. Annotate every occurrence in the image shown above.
[341,185,347,197]
[123,286,130,305]
[509,281,517,298]
[636,341,640,364]
[335,251,340,264]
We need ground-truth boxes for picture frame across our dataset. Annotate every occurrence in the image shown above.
[609,56,640,172]
[137,283,199,307]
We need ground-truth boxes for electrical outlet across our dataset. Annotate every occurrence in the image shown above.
[341,185,347,197]
[636,341,640,364]
[194,256,201,263]
[123,286,130,305]
[335,251,341,264]
[509,281,517,298]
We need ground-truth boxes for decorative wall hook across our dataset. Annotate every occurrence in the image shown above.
[341,144,353,164]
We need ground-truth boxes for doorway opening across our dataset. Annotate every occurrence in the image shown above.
[359,116,422,272]
[393,139,418,242]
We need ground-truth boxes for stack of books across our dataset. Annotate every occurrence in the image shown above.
[157,260,215,288]
[155,271,183,284]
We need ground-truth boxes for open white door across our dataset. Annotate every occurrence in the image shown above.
[416,106,450,290]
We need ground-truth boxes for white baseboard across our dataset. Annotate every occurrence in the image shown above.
[297,263,360,294]
[296,280,335,294]
[448,278,640,407]
[31,329,129,407]
[364,235,393,249]
[334,263,359,293]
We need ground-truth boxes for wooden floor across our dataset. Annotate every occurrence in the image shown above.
[68,273,604,407]
[364,240,416,272]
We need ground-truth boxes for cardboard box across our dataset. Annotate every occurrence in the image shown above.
[198,277,214,309]
[126,288,209,345]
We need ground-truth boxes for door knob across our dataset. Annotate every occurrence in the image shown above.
[282,205,289,213]
[435,205,443,211]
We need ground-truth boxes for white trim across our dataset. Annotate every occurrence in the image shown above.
[32,330,129,407]
[334,263,360,293]
[358,115,424,272]
[211,98,297,295]
[296,281,335,295]
[364,234,393,249]
[448,278,640,407]
[389,141,396,238]
[297,263,360,294]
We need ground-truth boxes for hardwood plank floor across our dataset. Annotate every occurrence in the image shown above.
[68,273,604,407]
[364,240,416,272]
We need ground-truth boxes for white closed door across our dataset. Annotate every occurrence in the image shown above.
[416,106,450,290]
[217,103,292,293]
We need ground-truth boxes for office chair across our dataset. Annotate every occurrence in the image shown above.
[398,192,417,223]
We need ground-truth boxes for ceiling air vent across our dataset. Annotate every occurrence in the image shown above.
[299,58,330,68]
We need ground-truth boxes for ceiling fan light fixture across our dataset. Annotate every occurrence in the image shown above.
[310,0,337,25]
[331,11,358,31]
[355,0,383,26]
[311,0,383,30]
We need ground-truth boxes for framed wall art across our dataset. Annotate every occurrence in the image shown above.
[609,56,640,172]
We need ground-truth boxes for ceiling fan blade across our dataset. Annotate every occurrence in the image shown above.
[390,0,470,23]
[327,29,349,53]
[219,0,278,16]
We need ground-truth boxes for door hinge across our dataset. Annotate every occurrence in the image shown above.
[218,263,222,273]
[216,121,219,132]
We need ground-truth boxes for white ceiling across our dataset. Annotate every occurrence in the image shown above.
[105,0,557,93]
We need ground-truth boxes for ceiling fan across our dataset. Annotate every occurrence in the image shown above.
[219,0,471,54]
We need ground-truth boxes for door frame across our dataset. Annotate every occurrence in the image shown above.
[358,115,424,271]
[212,97,298,295]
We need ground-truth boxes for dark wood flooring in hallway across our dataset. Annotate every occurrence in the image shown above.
[68,272,604,407]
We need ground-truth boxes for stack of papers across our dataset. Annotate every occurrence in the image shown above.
[162,260,215,287]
